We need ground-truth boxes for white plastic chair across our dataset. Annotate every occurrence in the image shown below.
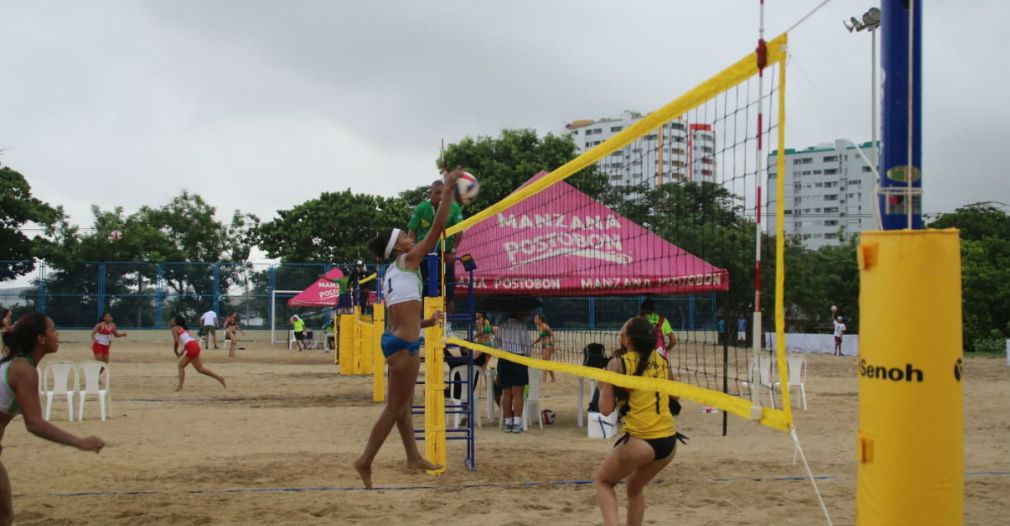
[497,366,543,431]
[77,361,111,421]
[741,356,777,409]
[43,361,77,421]
[521,368,543,431]
[774,356,808,410]
[447,364,483,428]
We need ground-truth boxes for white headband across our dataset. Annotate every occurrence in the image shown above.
[384,228,401,259]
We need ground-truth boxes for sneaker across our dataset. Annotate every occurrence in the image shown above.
[504,423,514,433]
[513,425,523,434]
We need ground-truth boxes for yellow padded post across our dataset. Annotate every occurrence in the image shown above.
[857,229,963,525]
[339,313,356,374]
[371,303,385,402]
[423,296,446,475]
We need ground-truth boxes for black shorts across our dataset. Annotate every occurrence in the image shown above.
[497,357,528,388]
[419,253,456,303]
[615,432,686,461]
[294,331,307,340]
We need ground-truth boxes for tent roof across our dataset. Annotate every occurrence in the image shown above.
[287,268,345,307]
[453,172,729,297]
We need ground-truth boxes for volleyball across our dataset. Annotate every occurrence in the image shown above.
[110,229,122,241]
[541,409,556,425]
[455,171,480,204]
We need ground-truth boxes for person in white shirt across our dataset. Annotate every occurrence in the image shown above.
[833,316,846,356]
[199,310,219,350]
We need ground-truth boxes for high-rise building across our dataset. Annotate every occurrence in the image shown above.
[562,110,716,188]
[767,139,879,250]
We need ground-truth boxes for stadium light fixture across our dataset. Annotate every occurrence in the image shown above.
[847,6,883,229]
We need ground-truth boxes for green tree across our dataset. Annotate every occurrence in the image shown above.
[255,189,410,263]
[32,191,259,326]
[0,166,61,280]
[928,206,1010,350]
[399,129,609,212]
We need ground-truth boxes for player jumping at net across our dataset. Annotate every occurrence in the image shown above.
[170,314,226,392]
[0,313,105,525]
[352,167,464,488]
[596,316,686,526]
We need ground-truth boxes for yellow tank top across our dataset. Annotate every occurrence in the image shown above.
[619,350,676,439]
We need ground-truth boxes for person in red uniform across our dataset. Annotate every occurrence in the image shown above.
[170,314,226,392]
[90,311,126,363]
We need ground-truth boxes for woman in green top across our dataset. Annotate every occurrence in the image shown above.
[533,314,556,383]
[0,313,105,524]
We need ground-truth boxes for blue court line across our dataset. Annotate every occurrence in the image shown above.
[31,471,1009,498]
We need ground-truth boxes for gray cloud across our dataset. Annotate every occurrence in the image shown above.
[1,0,1006,237]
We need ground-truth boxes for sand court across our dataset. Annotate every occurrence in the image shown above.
[3,338,1007,525]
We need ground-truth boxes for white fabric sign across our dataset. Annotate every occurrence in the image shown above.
[764,332,859,356]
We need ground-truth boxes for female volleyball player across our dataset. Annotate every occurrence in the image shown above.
[595,316,684,526]
[170,314,226,392]
[90,311,126,363]
[352,167,463,489]
[533,313,556,383]
[0,313,105,524]
[223,312,244,357]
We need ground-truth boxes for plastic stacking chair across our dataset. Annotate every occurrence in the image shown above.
[447,365,482,428]
[43,361,77,421]
[774,356,808,410]
[77,361,111,421]
[741,356,777,409]
[521,369,543,431]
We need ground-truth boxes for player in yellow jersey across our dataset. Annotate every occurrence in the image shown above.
[595,316,685,526]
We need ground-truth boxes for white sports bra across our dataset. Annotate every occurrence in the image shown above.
[0,355,36,417]
[178,330,195,346]
[382,255,422,308]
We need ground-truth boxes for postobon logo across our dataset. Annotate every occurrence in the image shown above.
[954,358,963,382]
[859,359,924,382]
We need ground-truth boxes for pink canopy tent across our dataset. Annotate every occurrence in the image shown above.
[288,267,379,308]
[287,268,346,307]
[453,172,729,296]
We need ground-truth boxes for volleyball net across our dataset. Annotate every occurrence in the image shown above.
[443,33,791,432]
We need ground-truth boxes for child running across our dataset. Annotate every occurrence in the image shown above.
[0,313,105,524]
[170,314,226,392]
[353,167,463,489]
[90,311,126,363]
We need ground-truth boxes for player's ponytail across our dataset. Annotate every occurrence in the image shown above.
[367,229,395,260]
[626,317,656,377]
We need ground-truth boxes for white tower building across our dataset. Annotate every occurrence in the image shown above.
[767,139,879,250]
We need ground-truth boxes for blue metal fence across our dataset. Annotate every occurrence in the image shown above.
[1,259,716,331]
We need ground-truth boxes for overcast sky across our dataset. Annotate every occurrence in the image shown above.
[2,1,1008,251]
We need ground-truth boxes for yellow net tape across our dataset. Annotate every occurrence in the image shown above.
[446,33,788,238]
[448,337,789,432]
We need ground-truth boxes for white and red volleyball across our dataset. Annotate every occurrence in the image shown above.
[455,171,480,204]
[110,230,122,241]
[541,409,556,425]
